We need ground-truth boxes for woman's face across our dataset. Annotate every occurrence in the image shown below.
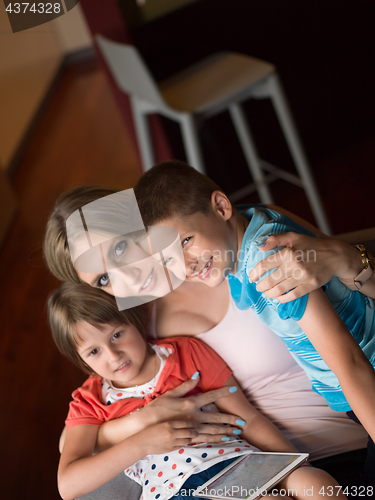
[74,229,185,301]
[65,190,185,307]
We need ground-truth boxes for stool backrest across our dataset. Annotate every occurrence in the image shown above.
[95,35,165,107]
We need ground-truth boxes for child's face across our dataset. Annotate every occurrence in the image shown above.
[155,194,238,288]
[75,321,153,388]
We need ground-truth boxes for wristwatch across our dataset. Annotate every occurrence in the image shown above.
[340,244,374,290]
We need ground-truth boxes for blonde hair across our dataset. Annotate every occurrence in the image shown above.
[44,185,120,283]
[48,282,150,375]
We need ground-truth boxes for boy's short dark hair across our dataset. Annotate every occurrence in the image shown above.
[48,282,150,375]
[134,160,225,226]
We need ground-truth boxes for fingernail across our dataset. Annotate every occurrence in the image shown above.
[236,419,246,426]
[233,429,242,435]
[191,371,199,380]
[229,386,237,393]
[222,437,230,441]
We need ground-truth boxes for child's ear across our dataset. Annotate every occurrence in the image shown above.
[211,191,233,221]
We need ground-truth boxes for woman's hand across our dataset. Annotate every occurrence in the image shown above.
[145,375,246,443]
[248,232,363,302]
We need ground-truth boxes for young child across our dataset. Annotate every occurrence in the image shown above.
[48,282,346,500]
[133,160,375,485]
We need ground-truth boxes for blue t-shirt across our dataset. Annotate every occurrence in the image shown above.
[228,206,375,412]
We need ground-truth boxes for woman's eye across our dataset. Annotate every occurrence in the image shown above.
[113,332,122,340]
[114,240,127,258]
[181,237,192,247]
[89,348,99,356]
[97,273,110,287]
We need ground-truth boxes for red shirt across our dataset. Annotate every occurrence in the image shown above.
[65,336,232,428]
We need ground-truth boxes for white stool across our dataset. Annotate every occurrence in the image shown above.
[96,35,331,234]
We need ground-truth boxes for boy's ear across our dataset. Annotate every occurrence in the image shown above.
[211,191,233,221]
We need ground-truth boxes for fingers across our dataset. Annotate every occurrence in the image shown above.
[193,433,238,444]
[170,420,197,430]
[249,247,296,282]
[192,386,238,409]
[194,411,244,428]
[275,284,314,303]
[255,267,296,294]
[167,421,199,446]
[195,423,243,437]
[162,373,200,398]
[257,272,317,302]
[257,232,301,252]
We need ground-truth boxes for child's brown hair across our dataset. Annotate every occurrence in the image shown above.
[134,160,225,227]
[48,282,150,375]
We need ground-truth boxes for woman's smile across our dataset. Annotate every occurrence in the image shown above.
[139,267,156,292]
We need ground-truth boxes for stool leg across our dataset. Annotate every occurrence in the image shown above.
[267,75,331,234]
[131,98,155,172]
[229,102,274,204]
[180,114,206,175]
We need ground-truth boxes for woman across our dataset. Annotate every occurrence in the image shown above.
[44,186,370,498]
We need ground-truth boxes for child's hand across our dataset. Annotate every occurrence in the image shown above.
[141,420,199,456]
[145,374,246,442]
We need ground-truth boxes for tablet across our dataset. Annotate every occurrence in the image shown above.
[192,452,309,500]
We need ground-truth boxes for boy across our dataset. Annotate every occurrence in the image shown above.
[134,160,375,484]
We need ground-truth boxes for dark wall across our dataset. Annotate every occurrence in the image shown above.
[124,0,375,165]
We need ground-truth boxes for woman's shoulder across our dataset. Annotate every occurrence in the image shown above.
[155,282,230,338]
[156,309,218,338]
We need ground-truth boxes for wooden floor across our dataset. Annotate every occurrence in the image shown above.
[0,59,142,500]
[1,58,375,500]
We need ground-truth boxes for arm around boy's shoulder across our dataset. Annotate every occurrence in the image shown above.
[231,206,312,319]
[241,206,317,275]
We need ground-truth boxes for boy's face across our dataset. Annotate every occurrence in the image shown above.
[155,194,238,288]
[76,322,153,388]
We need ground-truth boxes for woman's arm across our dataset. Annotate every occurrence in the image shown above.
[297,289,375,442]
[213,375,298,453]
[58,420,198,500]
[97,377,245,451]
[249,224,375,301]
[249,233,374,297]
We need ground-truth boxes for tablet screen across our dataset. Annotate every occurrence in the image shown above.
[194,453,307,499]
